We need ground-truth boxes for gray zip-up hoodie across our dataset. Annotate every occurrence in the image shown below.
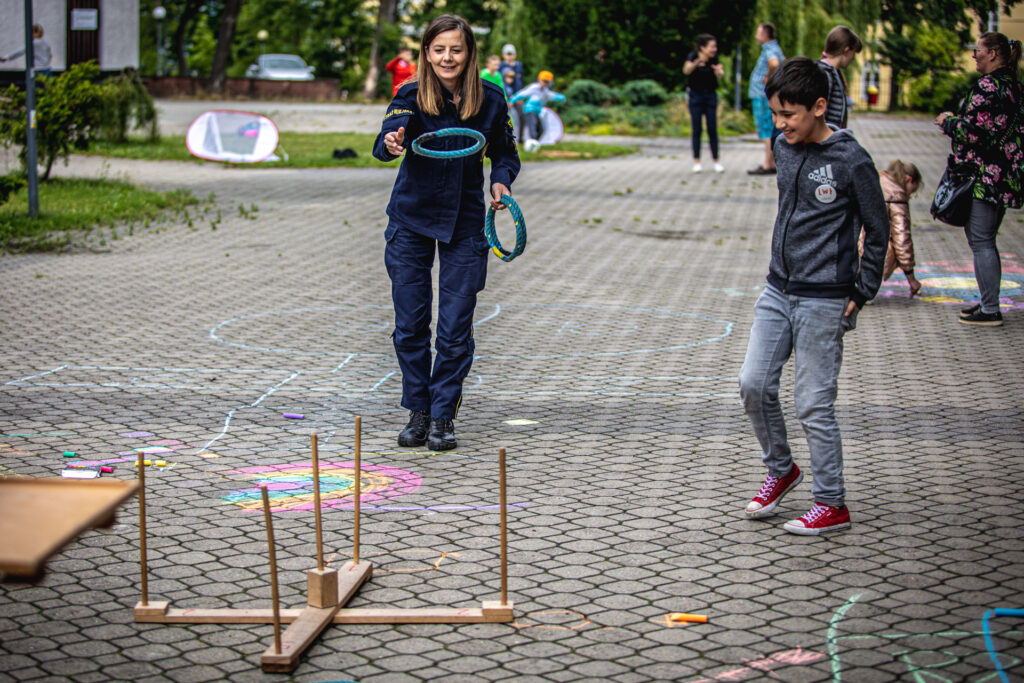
[767,127,889,307]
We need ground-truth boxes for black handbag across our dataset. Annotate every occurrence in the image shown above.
[930,156,976,227]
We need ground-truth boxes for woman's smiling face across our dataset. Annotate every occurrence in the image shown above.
[426,29,467,91]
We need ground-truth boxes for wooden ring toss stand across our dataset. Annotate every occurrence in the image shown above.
[133,418,514,673]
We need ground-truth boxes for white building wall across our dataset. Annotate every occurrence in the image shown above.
[1,0,138,72]
[0,0,67,70]
[100,0,138,70]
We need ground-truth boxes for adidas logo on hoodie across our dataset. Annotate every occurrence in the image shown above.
[808,164,836,187]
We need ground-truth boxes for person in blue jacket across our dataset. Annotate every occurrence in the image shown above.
[373,14,520,451]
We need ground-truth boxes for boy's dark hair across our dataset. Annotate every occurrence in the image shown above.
[765,56,828,109]
[824,25,862,55]
[759,22,776,40]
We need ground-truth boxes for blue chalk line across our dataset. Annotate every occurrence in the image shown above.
[983,608,1024,683]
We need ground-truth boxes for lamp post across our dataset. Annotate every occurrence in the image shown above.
[257,29,268,58]
[152,5,166,77]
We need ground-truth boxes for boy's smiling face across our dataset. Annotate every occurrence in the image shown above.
[769,94,829,145]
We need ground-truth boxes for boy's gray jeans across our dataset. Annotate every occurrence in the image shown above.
[738,284,856,507]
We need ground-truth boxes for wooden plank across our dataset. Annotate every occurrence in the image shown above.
[134,606,514,624]
[261,604,340,673]
[136,608,306,624]
[335,560,372,606]
[307,567,338,608]
[333,607,514,624]
[0,478,138,577]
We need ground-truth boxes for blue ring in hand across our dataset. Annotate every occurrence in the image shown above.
[410,127,486,158]
[485,195,526,262]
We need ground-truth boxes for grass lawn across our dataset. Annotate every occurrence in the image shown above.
[85,132,636,167]
[0,178,205,253]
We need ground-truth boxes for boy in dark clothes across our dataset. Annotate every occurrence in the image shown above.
[738,57,889,534]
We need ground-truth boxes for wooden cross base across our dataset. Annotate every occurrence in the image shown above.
[132,560,512,673]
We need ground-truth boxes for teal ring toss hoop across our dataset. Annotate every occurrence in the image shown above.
[485,195,526,262]
[411,127,486,158]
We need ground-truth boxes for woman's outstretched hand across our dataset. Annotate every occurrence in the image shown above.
[384,126,406,156]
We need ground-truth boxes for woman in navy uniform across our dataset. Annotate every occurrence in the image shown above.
[373,14,520,451]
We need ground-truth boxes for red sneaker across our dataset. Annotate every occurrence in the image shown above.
[745,464,802,518]
[784,502,851,535]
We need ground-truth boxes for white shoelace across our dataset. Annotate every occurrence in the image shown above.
[756,474,780,498]
[802,503,830,523]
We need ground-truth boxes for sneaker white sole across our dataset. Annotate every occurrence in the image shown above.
[745,470,803,518]
[783,519,851,535]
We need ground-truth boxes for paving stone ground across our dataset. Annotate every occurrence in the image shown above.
[1,103,1023,682]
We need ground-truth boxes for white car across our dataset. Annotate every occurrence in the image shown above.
[245,54,315,81]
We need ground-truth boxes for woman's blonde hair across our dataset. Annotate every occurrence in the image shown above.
[416,14,482,120]
[884,159,922,191]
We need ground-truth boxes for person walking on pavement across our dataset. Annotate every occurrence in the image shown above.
[935,32,1023,327]
[373,14,521,451]
[684,33,725,173]
[1,24,53,77]
[747,22,784,175]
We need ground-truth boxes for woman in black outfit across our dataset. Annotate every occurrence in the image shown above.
[684,33,725,173]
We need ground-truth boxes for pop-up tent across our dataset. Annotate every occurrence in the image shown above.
[186,110,280,163]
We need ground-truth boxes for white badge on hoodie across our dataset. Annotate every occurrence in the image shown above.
[815,184,836,204]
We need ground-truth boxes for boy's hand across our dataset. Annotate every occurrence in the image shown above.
[384,126,405,156]
[490,183,510,210]
[935,112,951,126]
[844,300,859,317]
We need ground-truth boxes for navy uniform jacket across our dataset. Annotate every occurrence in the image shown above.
[373,79,520,243]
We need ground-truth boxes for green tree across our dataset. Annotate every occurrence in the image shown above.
[507,0,757,90]
[0,63,104,180]
[876,0,976,109]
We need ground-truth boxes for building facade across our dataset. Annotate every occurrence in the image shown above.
[0,0,138,75]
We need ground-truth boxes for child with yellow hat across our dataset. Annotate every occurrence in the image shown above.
[509,70,565,151]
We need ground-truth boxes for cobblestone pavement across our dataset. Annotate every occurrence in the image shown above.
[1,105,1023,683]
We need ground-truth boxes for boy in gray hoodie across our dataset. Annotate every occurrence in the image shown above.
[738,57,889,535]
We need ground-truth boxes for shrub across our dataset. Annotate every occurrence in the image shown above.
[560,104,612,128]
[0,62,104,179]
[564,79,616,107]
[719,107,755,135]
[97,68,158,142]
[0,173,24,205]
[620,79,668,107]
[623,105,668,133]
[907,70,971,113]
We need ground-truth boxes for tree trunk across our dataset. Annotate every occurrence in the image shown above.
[363,0,399,100]
[173,0,203,77]
[208,0,243,93]
[888,67,900,111]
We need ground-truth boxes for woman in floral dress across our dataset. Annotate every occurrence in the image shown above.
[935,32,1023,326]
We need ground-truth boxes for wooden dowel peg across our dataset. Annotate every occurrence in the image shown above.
[138,451,148,606]
[311,433,324,572]
[499,447,508,606]
[261,485,282,655]
[354,416,361,565]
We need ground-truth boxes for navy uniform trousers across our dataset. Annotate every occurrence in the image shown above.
[385,225,488,420]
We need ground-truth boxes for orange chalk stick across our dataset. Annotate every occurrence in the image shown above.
[669,612,708,623]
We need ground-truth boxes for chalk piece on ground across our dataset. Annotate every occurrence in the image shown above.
[61,469,99,479]
[669,612,708,623]
[99,466,114,473]
[504,419,539,426]
[155,460,167,467]
[62,451,76,457]
[283,413,305,420]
